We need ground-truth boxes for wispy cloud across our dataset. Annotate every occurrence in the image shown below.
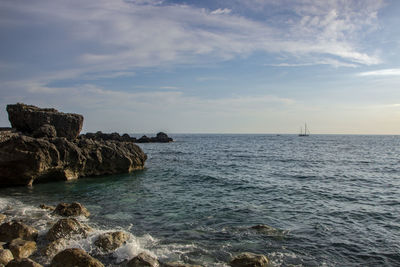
[211,8,232,15]
[357,69,400,76]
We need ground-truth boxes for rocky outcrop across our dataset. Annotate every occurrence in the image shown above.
[53,203,90,217]
[0,221,38,242]
[0,249,13,265]
[127,252,159,267]
[94,231,130,252]
[39,204,55,211]
[7,103,83,140]
[51,248,104,267]
[136,132,173,143]
[46,218,91,242]
[229,252,269,267]
[9,239,36,259]
[5,258,43,267]
[162,262,203,267]
[0,104,147,187]
[0,214,6,224]
[82,131,173,143]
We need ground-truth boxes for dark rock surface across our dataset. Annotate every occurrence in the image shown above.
[136,132,173,143]
[53,202,90,217]
[46,218,91,242]
[127,252,159,267]
[229,252,269,267]
[94,231,130,252]
[7,103,83,140]
[0,104,147,187]
[6,258,43,267]
[0,221,38,242]
[9,239,36,259]
[51,248,104,267]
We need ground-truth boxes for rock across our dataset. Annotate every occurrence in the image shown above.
[9,239,36,259]
[127,252,159,267]
[51,248,104,267]
[94,231,130,251]
[250,224,288,238]
[162,262,203,267]
[53,202,90,217]
[0,221,38,242]
[5,258,42,267]
[0,215,6,224]
[39,204,55,211]
[0,249,13,265]
[136,135,151,143]
[41,238,66,258]
[136,132,173,143]
[32,124,57,138]
[46,218,91,241]
[7,103,83,140]
[229,252,269,267]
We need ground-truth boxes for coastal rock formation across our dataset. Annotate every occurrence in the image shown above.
[39,204,55,211]
[5,258,43,267]
[0,221,38,242]
[53,202,90,218]
[7,103,83,140]
[163,262,203,267]
[41,239,65,258]
[0,104,147,187]
[46,218,91,241]
[0,214,6,224]
[9,239,37,259]
[0,249,13,265]
[127,252,159,267]
[82,131,173,143]
[51,248,104,267]
[136,132,173,143]
[229,253,269,267]
[94,231,130,252]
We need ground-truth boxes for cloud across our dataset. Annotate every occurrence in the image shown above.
[357,69,400,76]
[210,8,232,15]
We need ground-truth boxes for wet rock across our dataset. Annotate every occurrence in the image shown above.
[7,103,83,140]
[162,262,203,267]
[32,124,57,139]
[127,252,159,267]
[0,215,6,224]
[94,231,130,251]
[51,248,104,267]
[38,204,55,211]
[250,224,288,238]
[0,249,13,265]
[54,202,90,217]
[229,253,269,267]
[9,239,36,259]
[41,238,66,258]
[46,218,91,241]
[0,221,38,242]
[5,258,43,267]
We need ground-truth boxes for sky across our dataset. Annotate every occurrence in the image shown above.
[1,0,400,134]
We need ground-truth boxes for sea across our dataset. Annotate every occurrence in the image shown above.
[0,134,399,266]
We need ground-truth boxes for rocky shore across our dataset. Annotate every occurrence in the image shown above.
[0,103,172,187]
[0,202,270,267]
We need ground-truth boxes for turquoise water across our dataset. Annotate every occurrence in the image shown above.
[1,134,400,266]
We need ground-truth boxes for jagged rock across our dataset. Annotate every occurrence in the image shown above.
[162,262,203,267]
[229,252,269,267]
[32,124,57,138]
[0,215,6,224]
[9,239,36,259]
[136,132,173,143]
[39,204,55,211]
[0,249,13,265]
[41,238,65,258]
[81,131,137,143]
[94,231,130,251]
[46,218,91,241]
[127,252,159,267]
[53,202,90,217]
[7,103,83,140]
[51,248,104,267]
[0,221,38,242]
[5,258,42,267]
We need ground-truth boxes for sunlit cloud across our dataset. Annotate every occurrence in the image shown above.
[357,69,400,76]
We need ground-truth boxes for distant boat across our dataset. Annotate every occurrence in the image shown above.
[299,123,310,137]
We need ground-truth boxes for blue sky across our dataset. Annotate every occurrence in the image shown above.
[1,0,400,134]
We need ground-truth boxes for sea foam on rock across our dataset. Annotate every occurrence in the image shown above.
[0,103,147,187]
[229,252,269,267]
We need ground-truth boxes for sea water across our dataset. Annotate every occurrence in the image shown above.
[0,134,399,266]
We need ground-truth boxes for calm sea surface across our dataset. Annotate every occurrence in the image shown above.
[1,134,400,266]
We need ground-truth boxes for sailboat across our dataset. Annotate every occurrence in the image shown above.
[298,123,310,137]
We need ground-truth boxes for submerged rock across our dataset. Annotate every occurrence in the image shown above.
[127,252,159,267]
[6,258,43,267]
[9,239,36,259]
[38,204,55,211]
[46,218,91,241]
[7,103,83,140]
[250,224,289,238]
[51,248,104,267]
[53,202,90,217]
[0,221,38,242]
[0,249,13,265]
[94,231,130,252]
[229,252,269,267]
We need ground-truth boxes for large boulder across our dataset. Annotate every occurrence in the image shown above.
[94,231,130,252]
[0,214,6,224]
[162,262,203,267]
[46,218,91,242]
[127,252,159,267]
[229,252,269,267]
[51,248,104,267]
[6,258,43,267]
[0,221,38,242]
[8,239,36,259]
[0,249,13,265]
[7,103,83,140]
[53,202,90,217]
